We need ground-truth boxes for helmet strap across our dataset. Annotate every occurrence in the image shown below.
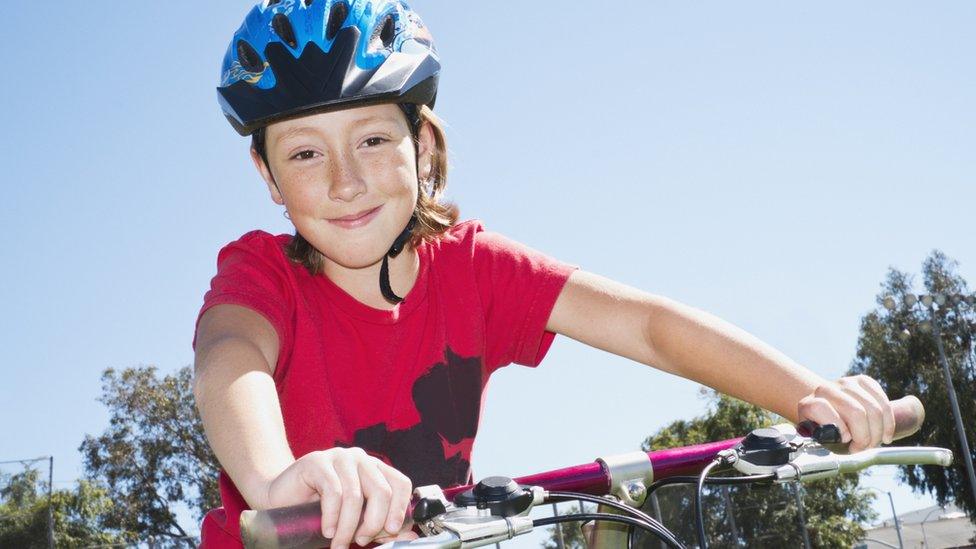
[380,215,417,303]
[379,103,424,304]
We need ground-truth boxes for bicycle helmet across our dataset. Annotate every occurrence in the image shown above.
[218,0,439,136]
[217,0,441,304]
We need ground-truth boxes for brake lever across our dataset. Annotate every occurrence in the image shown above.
[375,531,461,549]
[796,421,842,444]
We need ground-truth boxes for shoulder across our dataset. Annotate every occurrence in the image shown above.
[215,230,292,266]
[208,230,302,290]
[429,219,485,248]
[425,219,517,255]
[426,220,569,276]
[219,230,291,255]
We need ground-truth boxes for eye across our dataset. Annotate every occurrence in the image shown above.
[290,150,320,161]
[362,136,388,148]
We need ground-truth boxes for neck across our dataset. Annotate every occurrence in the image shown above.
[322,245,419,310]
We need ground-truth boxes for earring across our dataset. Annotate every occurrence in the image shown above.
[283,210,291,220]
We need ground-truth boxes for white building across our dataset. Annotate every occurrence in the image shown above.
[857,503,975,548]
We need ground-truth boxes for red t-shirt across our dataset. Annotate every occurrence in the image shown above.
[195,220,576,547]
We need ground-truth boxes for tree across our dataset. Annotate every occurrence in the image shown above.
[79,365,221,546]
[849,250,976,522]
[542,504,587,549]
[0,467,125,548]
[542,391,875,548]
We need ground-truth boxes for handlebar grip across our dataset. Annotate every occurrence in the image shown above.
[891,395,925,440]
[239,501,327,549]
[797,395,925,442]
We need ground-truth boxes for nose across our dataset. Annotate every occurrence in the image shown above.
[327,151,366,202]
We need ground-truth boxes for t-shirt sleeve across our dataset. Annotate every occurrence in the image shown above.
[193,232,295,366]
[474,230,577,372]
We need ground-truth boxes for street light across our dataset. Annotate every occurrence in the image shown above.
[862,487,904,549]
[884,292,976,513]
[919,506,944,548]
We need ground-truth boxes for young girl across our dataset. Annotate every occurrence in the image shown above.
[194,2,898,548]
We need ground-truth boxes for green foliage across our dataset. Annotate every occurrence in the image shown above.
[79,365,220,546]
[542,391,875,548]
[849,250,976,521]
[0,467,125,548]
[541,504,587,549]
[640,392,874,548]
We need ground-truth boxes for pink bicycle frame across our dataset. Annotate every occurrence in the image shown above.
[239,438,744,548]
[472,438,742,498]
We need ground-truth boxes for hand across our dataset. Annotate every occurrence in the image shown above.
[264,447,414,549]
[797,375,895,452]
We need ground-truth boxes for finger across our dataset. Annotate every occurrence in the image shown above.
[355,462,394,546]
[839,380,885,450]
[817,384,870,452]
[376,531,419,544]
[332,457,365,549]
[380,466,412,534]
[797,394,850,443]
[857,376,895,444]
[308,464,343,540]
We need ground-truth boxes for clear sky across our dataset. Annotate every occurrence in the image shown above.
[2,0,973,543]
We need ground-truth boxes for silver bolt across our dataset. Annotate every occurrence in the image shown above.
[624,480,647,505]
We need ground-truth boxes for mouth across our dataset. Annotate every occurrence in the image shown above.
[327,205,383,229]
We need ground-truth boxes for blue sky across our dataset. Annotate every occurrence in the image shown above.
[2,0,973,542]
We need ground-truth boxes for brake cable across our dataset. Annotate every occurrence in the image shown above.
[547,490,684,549]
[694,458,724,549]
[533,512,683,549]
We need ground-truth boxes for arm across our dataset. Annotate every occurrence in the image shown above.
[193,304,293,509]
[546,270,895,451]
[193,304,413,548]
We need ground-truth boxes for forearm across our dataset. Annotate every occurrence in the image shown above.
[550,271,893,448]
[644,297,825,422]
[193,336,295,509]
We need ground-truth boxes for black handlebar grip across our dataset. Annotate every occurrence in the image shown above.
[797,395,925,443]
[239,501,328,549]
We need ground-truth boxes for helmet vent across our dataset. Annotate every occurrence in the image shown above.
[272,13,298,48]
[236,40,265,74]
[302,0,314,6]
[267,0,282,6]
[326,2,349,40]
[379,15,395,48]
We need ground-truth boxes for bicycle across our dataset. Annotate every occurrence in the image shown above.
[238,396,952,549]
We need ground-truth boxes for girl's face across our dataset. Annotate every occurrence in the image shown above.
[252,103,433,271]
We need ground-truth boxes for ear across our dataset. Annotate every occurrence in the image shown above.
[415,121,436,182]
[250,147,285,205]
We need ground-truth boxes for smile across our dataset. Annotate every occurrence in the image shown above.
[327,205,383,229]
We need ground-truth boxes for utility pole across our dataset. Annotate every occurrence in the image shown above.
[47,456,54,549]
[551,503,565,549]
[929,303,976,510]
[722,485,741,545]
[0,456,54,548]
[884,292,976,511]
[650,493,667,549]
[886,491,904,549]
[793,483,812,549]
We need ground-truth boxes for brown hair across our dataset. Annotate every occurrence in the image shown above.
[251,105,459,275]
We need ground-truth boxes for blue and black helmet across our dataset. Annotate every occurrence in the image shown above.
[218,0,440,136]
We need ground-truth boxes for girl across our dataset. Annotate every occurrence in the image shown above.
[194,1,897,547]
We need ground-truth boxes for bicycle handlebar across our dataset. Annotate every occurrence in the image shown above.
[240,396,930,549]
